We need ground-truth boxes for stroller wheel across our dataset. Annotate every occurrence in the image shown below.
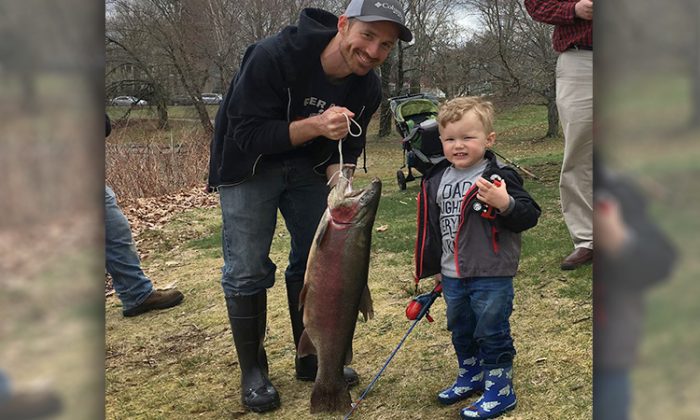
[397,170,407,190]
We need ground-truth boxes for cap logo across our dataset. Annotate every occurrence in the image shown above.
[373,1,404,20]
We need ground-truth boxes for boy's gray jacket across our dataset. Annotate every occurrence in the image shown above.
[414,151,541,279]
[207,8,382,190]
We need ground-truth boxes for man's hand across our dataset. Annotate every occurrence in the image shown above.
[476,176,510,213]
[289,106,355,146]
[575,0,593,20]
[315,106,355,141]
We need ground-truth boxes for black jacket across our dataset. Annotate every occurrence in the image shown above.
[207,8,382,190]
[415,151,541,279]
[594,165,676,369]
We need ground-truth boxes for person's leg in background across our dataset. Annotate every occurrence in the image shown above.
[105,186,183,317]
[557,49,594,270]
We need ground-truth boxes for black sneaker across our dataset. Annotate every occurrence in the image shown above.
[123,289,184,317]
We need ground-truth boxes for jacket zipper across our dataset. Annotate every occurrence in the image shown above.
[490,225,500,253]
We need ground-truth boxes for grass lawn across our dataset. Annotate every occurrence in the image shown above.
[105,104,592,419]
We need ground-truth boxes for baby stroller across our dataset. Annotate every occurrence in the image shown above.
[388,93,445,190]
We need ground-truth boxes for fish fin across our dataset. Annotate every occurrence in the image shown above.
[297,330,317,357]
[345,344,353,365]
[358,285,374,321]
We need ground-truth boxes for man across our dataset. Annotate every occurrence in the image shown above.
[524,0,593,270]
[105,115,185,317]
[207,0,411,413]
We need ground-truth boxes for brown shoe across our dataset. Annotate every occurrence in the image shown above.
[560,248,593,270]
[123,289,184,317]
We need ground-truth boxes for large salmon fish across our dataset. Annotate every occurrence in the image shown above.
[298,171,381,413]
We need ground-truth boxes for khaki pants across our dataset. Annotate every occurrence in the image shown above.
[556,49,593,250]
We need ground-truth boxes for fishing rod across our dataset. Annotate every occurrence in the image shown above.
[490,149,540,181]
[343,283,443,420]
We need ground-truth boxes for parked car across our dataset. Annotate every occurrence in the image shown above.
[171,95,193,106]
[111,96,147,106]
[201,93,223,105]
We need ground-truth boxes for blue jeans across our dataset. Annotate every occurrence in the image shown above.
[105,186,153,311]
[0,370,10,401]
[594,368,630,420]
[218,157,328,297]
[441,275,515,368]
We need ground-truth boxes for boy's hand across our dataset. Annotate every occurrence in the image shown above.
[476,176,510,212]
[594,194,629,256]
[433,274,442,288]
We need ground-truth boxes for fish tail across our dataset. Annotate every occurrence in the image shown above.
[309,380,351,414]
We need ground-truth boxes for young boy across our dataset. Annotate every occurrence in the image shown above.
[414,97,541,419]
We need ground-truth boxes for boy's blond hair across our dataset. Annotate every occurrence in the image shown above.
[437,96,495,134]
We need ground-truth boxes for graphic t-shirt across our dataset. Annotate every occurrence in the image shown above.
[272,58,353,161]
[437,159,488,277]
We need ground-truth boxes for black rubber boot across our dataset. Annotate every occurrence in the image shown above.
[286,279,359,387]
[225,292,280,413]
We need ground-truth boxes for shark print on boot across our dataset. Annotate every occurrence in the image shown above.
[460,366,516,419]
[437,355,484,405]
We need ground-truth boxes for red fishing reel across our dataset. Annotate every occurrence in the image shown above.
[405,283,443,322]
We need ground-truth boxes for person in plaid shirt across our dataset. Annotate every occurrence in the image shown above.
[524,0,593,270]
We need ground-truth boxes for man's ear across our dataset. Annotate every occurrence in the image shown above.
[337,15,349,34]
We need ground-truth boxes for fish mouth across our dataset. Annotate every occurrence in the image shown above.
[329,178,381,224]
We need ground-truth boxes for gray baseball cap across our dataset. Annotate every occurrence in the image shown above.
[344,0,413,42]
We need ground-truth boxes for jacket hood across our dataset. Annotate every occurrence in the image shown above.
[274,8,338,83]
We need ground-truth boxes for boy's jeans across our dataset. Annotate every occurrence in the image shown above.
[441,275,515,368]
[218,156,328,297]
[105,186,153,311]
[593,368,630,420]
[0,370,9,401]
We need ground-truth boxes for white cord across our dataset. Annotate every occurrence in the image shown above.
[328,114,363,186]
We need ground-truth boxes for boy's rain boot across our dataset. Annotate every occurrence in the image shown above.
[460,365,516,419]
[225,292,280,413]
[286,279,359,387]
[437,355,484,405]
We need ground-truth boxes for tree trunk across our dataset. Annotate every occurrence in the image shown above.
[546,97,559,138]
[397,43,405,95]
[193,100,214,134]
[156,102,169,130]
[545,78,559,138]
[379,58,394,138]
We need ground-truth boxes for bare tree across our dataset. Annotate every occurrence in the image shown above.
[107,0,216,134]
[469,0,558,137]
